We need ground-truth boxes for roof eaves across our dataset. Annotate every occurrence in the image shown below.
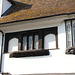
[0,12,75,25]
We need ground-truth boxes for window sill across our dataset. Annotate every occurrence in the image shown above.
[9,49,50,58]
[66,47,75,55]
[48,48,59,50]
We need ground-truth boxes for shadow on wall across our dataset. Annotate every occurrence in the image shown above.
[7,1,32,15]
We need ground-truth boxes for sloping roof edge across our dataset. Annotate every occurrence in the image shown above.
[7,0,15,5]
[0,12,75,25]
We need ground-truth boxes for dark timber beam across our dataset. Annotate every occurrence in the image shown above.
[7,0,15,5]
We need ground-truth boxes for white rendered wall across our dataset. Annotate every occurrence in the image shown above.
[2,0,12,14]
[2,21,75,74]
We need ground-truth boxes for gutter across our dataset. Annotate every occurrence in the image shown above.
[0,12,75,25]
[0,30,4,73]
[0,0,3,17]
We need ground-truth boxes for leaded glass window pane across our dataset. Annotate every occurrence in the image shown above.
[29,36,32,50]
[23,36,27,50]
[34,35,39,49]
[44,34,56,49]
[66,21,72,48]
[72,20,75,47]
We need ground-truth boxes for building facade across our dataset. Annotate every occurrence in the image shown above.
[0,0,75,75]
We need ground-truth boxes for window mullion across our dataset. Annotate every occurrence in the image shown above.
[38,31,43,50]
[56,34,58,49]
[56,28,58,49]
[18,34,21,51]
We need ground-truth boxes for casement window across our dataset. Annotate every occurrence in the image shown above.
[66,20,72,48]
[72,20,75,47]
[22,35,39,50]
[66,19,75,48]
[21,31,40,51]
[66,19,75,54]
[4,27,58,57]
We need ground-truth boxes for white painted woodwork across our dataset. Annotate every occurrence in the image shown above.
[44,34,56,49]
[8,38,18,52]
[0,14,75,33]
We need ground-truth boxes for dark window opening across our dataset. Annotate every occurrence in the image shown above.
[4,27,58,57]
